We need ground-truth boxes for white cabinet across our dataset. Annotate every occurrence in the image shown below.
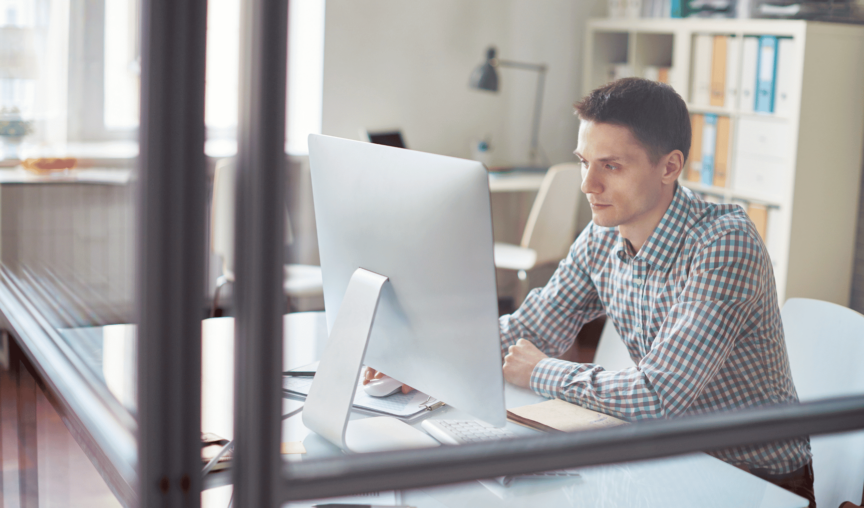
[584,19,864,306]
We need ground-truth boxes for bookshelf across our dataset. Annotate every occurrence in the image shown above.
[584,18,864,306]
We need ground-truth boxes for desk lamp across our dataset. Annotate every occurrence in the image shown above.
[470,46,547,168]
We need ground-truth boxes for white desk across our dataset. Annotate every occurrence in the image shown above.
[197,312,808,508]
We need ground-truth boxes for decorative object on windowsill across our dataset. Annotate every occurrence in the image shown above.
[469,47,549,170]
[0,108,33,160]
[21,157,78,174]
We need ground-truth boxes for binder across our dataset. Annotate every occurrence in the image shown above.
[747,203,769,242]
[774,38,795,117]
[724,36,740,109]
[671,0,682,17]
[713,116,731,187]
[691,34,714,106]
[626,0,643,18]
[710,35,727,107]
[755,36,778,113]
[701,114,718,186]
[688,114,704,182]
[739,36,759,113]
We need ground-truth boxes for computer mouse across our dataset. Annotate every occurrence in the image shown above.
[363,376,403,398]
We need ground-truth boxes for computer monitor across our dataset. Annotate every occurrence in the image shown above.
[363,128,407,148]
[304,134,506,452]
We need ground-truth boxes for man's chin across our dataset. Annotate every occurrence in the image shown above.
[591,213,619,228]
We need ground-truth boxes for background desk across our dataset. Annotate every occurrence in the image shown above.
[487,170,546,193]
[199,312,808,508]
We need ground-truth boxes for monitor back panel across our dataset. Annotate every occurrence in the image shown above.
[308,134,506,426]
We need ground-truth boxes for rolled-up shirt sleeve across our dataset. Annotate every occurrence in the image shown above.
[527,228,766,422]
[499,224,606,359]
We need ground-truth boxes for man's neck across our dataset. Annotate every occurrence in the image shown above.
[618,186,676,253]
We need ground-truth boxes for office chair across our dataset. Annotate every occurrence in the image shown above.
[782,298,864,508]
[593,319,635,371]
[493,163,581,306]
[210,158,324,317]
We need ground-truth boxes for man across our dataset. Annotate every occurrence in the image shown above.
[499,77,813,504]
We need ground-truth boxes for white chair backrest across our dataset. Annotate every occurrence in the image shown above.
[211,158,237,276]
[593,319,635,371]
[782,298,864,508]
[782,298,864,401]
[211,159,296,279]
[521,163,582,266]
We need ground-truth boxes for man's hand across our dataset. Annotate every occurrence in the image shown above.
[362,367,414,394]
[503,338,548,388]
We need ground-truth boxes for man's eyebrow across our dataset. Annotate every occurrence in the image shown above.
[573,151,625,163]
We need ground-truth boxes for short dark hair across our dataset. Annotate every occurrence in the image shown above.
[574,77,691,164]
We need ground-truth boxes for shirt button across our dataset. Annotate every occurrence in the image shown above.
[633,277,643,285]
[634,326,642,334]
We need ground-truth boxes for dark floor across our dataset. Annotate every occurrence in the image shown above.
[0,361,121,508]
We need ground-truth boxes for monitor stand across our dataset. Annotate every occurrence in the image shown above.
[302,268,440,453]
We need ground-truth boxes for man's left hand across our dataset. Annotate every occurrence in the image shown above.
[503,338,549,388]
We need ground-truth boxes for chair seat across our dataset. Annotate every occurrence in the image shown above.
[493,243,537,271]
[284,264,324,297]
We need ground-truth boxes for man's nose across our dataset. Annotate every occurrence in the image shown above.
[581,164,602,195]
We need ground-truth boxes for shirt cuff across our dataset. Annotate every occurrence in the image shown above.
[529,357,577,399]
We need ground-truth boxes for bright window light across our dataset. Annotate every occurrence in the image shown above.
[286,0,325,155]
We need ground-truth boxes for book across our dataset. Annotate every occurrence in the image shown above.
[701,114,718,186]
[658,66,671,83]
[774,38,795,118]
[724,36,740,109]
[739,36,759,113]
[747,203,769,242]
[691,34,714,106]
[755,35,779,113]
[688,113,704,182]
[713,116,731,187]
[710,35,727,107]
[507,399,625,433]
[626,0,643,18]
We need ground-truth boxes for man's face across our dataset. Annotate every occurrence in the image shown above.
[575,121,668,229]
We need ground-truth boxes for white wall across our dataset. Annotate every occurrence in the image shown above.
[321,0,602,169]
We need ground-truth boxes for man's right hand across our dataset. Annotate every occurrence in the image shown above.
[362,367,414,394]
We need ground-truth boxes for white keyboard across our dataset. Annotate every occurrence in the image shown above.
[421,419,516,445]
[422,419,582,488]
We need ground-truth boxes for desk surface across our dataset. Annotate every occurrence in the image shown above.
[197,312,807,508]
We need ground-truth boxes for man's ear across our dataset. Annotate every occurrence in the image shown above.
[661,150,685,184]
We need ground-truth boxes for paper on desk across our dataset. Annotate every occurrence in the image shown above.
[283,375,439,419]
[507,399,625,433]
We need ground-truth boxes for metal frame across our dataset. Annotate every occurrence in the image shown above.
[277,395,864,501]
[231,0,289,506]
[136,0,208,507]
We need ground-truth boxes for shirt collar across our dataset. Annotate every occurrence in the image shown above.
[617,184,692,271]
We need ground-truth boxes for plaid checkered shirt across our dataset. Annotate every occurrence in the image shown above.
[499,185,811,474]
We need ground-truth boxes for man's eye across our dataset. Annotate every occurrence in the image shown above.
[579,159,589,167]
[605,164,618,170]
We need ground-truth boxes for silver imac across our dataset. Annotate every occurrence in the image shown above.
[304,133,506,453]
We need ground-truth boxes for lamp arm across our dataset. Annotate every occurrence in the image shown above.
[497,60,547,73]
[495,59,548,166]
[529,67,547,166]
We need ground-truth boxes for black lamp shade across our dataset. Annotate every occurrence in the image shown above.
[470,47,499,92]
